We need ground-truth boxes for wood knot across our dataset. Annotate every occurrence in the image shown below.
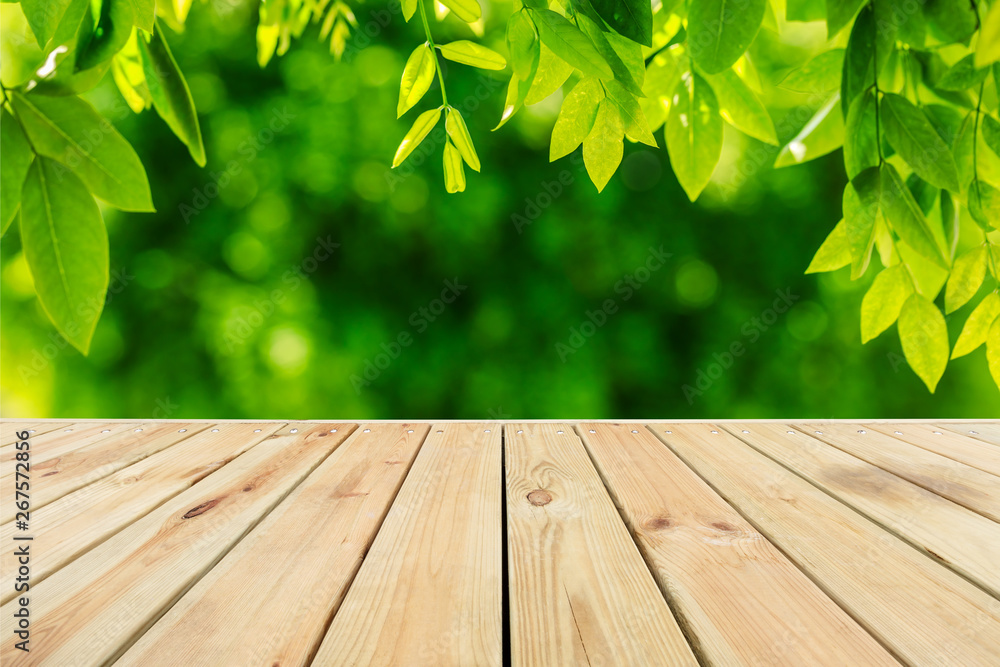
[645,516,674,530]
[527,489,552,506]
[183,499,220,519]
[710,521,737,533]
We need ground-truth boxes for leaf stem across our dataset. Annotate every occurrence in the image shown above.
[871,2,884,164]
[418,0,448,107]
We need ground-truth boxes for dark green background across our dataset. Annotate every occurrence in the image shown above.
[1,3,996,418]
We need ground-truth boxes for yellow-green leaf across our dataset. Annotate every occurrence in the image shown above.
[603,79,656,147]
[861,264,914,343]
[398,43,437,118]
[881,93,960,192]
[1,108,33,236]
[550,78,603,161]
[879,163,948,269]
[779,49,844,93]
[987,317,1000,390]
[392,107,442,168]
[530,8,612,80]
[443,142,466,193]
[805,219,851,273]
[439,0,481,23]
[945,246,988,314]
[952,292,1000,359]
[666,72,723,201]
[774,94,844,168]
[439,41,506,70]
[707,68,777,145]
[582,98,624,193]
[977,1,1000,68]
[525,43,573,105]
[688,0,766,74]
[843,167,881,279]
[402,0,417,22]
[445,108,480,172]
[898,293,949,392]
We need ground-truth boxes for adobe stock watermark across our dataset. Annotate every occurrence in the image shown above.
[556,246,672,362]
[180,106,295,223]
[682,288,800,404]
[350,278,467,393]
[222,236,340,353]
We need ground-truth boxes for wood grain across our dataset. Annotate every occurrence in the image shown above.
[655,423,1000,666]
[506,423,697,667]
[724,423,1000,597]
[119,423,428,667]
[0,423,351,666]
[0,422,69,446]
[803,423,1000,522]
[312,423,502,666]
[940,423,1000,447]
[579,423,898,666]
[0,422,284,604]
[867,423,1000,477]
[1,422,209,524]
[1,422,142,478]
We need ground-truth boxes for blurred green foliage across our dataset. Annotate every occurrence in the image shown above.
[1,1,997,418]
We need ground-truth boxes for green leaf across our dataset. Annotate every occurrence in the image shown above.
[861,264,914,343]
[688,0,766,74]
[988,318,1000,391]
[442,141,466,193]
[507,10,539,82]
[969,179,1000,231]
[20,0,75,47]
[392,107,441,167]
[525,43,573,105]
[398,44,437,118]
[445,108,480,172]
[77,0,134,71]
[952,292,1000,358]
[774,94,844,168]
[977,1,1000,68]
[29,0,113,97]
[583,98,624,192]
[898,293,949,392]
[924,0,976,44]
[11,92,154,212]
[881,94,960,192]
[550,77,603,161]
[841,4,893,116]
[401,0,418,22]
[879,163,948,269]
[923,104,964,147]
[1,109,34,236]
[19,157,108,355]
[786,0,825,22]
[805,219,851,273]
[588,0,652,46]
[530,9,612,80]
[945,246,988,313]
[826,0,866,37]
[941,190,959,260]
[439,40,507,70]
[603,79,657,147]
[936,55,989,91]
[779,49,844,94]
[843,166,881,279]
[954,111,976,188]
[129,0,155,31]
[665,72,723,201]
[438,0,481,23]
[706,69,777,145]
[898,239,949,299]
[576,13,643,97]
[139,21,206,166]
[906,173,937,215]
[843,89,878,180]
[981,115,1000,161]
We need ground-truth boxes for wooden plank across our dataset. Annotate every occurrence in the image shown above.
[579,423,898,666]
[119,423,429,667]
[504,423,697,666]
[940,423,1000,447]
[313,423,502,666]
[803,423,1000,522]
[866,424,1000,477]
[724,423,1000,597]
[0,422,211,524]
[1,421,142,477]
[654,423,1000,666]
[0,422,68,446]
[0,422,353,666]
[0,422,285,604]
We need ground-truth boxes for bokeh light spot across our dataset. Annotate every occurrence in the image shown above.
[675,259,719,308]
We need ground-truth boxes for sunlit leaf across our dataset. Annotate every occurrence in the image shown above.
[945,246,988,314]
[988,318,1000,391]
[774,94,844,168]
[603,79,657,147]
[576,13,643,97]
[445,108,480,172]
[665,72,722,201]
[941,190,959,261]
[968,179,1000,230]
[843,166,881,279]
[898,293,949,392]
[550,77,603,161]
[398,43,437,117]
[779,49,844,93]
[936,55,989,91]
[906,173,937,215]
[588,0,652,46]
[924,0,977,43]
[688,0,766,74]
[861,264,913,343]
[507,10,539,82]
[881,94,959,192]
[981,115,1000,160]
[19,157,108,355]
[438,0,481,23]
[805,219,851,273]
[439,40,506,70]
[1,109,34,236]
[20,0,75,47]
[582,98,624,192]
[443,141,466,193]
[977,1,1000,68]
[879,163,948,269]
[12,92,154,212]
[952,292,1000,358]
[707,69,777,145]
[402,0,418,22]
[843,89,878,179]
[786,0,825,22]
[525,43,573,105]
[392,107,442,167]
[530,9,612,80]
[826,0,865,37]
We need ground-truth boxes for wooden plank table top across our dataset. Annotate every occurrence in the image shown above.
[0,420,997,666]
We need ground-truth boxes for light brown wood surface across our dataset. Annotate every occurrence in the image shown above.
[867,423,1000,476]
[940,423,1000,446]
[0,422,142,477]
[312,423,503,666]
[506,423,697,666]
